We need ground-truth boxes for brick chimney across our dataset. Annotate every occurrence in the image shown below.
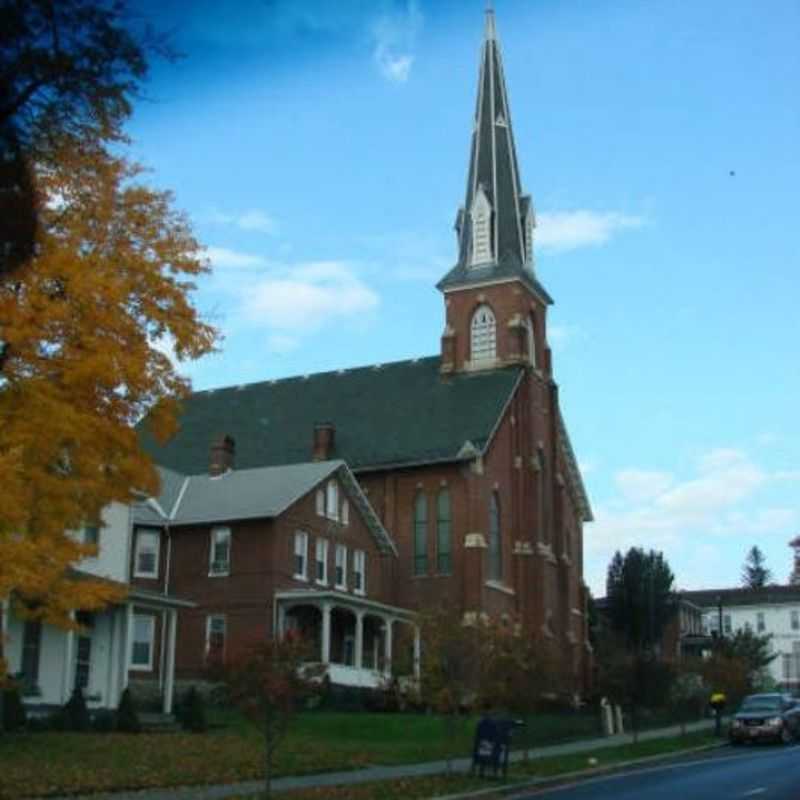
[312,423,335,461]
[209,434,235,476]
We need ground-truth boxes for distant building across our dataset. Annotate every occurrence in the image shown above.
[681,586,800,692]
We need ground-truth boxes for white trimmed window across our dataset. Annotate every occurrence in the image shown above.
[470,185,493,266]
[335,544,348,590]
[326,480,339,521]
[316,488,325,516]
[83,524,100,548]
[134,529,159,578]
[293,531,309,580]
[341,498,349,526]
[205,614,226,661]
[791,610,799,631]
[757,612,765,633]
[353,550,366,596]
[131,615,155,670]
[527,318,537,368]
[209,527,231,576]
[316,538,329,585]
[470,305,496,364]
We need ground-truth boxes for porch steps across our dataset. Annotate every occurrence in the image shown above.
[139,712,181,733]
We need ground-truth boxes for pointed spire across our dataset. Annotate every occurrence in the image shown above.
[437,6,546,301]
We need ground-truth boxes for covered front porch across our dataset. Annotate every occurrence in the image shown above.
[274,591,419,689]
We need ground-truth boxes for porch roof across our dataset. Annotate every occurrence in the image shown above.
[275,589,414,621]
[67,569,196,610]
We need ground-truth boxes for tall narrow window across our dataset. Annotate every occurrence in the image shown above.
[131,615,154,670]
[21,620,42,688]
[341,498,349,526]
[527,318,537,368]
[470,185,493,266]
[83,524,100,548]
[74,611,94,691]
[335,544,348,589]
[353,550,366,595]
[316,488,325,516]
[436,490,452,574]
[209,527,231,576]
[326,480,339,521]
[791,610,799,631]
[724,614,732,635]
[757,612,765,633]
[413,492,428,576]
[470,305,496,364]
[488,492,502,581]
[316,538,329,585]
[293,531,308,580]
[206,614,226,662]
[134,529,159,578]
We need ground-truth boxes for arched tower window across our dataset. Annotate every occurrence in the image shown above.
[527,317,537,368]
[413,492,428,576]
[471,305,496,364]
[470,184,493,266]
[436,490,452,574]
[488,492,502,581]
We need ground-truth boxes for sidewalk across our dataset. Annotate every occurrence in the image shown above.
[58,719,717,800]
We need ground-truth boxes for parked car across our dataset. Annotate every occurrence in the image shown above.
[729,693,800,745]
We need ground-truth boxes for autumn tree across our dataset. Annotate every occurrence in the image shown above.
[222,633,323,799]
[0,0,216,678]
[741,546,772,589]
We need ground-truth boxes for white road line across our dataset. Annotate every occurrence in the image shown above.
[741,790,766,797]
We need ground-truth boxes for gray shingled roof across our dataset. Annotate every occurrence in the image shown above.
[137,356,523,475]
[680,586,800,609]
[134,461,398,555]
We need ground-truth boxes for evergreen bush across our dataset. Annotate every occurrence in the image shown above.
[181,686,207,733]
[2,685,27,731]
[64,687,90,731]
[116,688,141,733]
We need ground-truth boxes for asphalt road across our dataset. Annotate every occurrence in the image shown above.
[515,743,800,800]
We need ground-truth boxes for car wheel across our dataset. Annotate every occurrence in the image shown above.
[780,726,792,745]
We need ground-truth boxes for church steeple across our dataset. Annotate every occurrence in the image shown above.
[437,7,550,305]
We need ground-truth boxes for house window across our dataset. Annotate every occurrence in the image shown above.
[341,499,349,526]
[20,620,42,688]
[206,614,226,662]
[74,612,94,691]
[791,610,799,631]
[209,527,231,576]
[757,612,765,633]
[470,305,496,364]
[436,490,452,574]
[316,538,329,585]
[335,544,347,590]
[326,481,339,521]
[293,531,308,580]
[488,492,502,581]
[413,492,428,576]
[83,524,100,548]
[131,615,155,670]
[724,614,732,635]
[316,488,325,516]
[134,529,159,578]
[527,318,537,368]
[353,550,366,595]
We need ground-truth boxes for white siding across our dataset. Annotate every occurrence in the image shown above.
[75,502,133,583]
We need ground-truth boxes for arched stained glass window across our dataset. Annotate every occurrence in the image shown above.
[413,492,428,576]
[471,305,496,364]
[436,490,452,574]
[488,492,502,581]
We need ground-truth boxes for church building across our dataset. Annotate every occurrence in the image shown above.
[136,9,594,694]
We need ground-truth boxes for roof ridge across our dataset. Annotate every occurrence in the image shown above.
[191,355,442,396]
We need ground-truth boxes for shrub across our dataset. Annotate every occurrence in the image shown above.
[92,709,116,732]
[180,686,208,733]
[2,685,27,731]
[116,688,141,733]
[64,687,90,732]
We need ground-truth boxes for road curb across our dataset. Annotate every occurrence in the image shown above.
[432,741,728,800]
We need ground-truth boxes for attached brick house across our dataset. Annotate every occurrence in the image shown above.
[136,10,594,694]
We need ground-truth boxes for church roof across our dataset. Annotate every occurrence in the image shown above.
[439,8,545,298]
[137,356,523,475]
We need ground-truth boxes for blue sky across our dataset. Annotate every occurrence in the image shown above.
[127,0,800,595]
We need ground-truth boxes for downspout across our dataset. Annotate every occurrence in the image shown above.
[159,524,172,692]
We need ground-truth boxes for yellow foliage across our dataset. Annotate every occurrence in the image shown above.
[0,136,217,642]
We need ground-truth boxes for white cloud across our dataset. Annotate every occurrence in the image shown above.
[242,261,379,333]
[371,1,422,83]
[208,209,278,235]
[547,323,583,350]
[536,211,645,252]
[774,469,800,482]
[206,246,267,270]
[615,469,674,504]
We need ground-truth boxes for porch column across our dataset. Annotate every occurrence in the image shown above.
[383,617,393,675]
[162,609,177,714]
[321,602,331,664]
[122,603,135,692]
[413,625,421,680]
[354,610,365,670]
[106,609,118,709]
[62,612,76,702]
[277,603,287,638]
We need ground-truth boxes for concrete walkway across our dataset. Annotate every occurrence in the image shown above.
[58,719,718,800]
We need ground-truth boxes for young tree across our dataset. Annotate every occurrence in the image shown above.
[605,548,676,654]
[223,633,323,799]
[715,628,777,684]
[741,546,772,589]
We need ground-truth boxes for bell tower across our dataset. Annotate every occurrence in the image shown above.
[438,7,553,376]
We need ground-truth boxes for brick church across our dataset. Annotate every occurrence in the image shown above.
[134,9,594,695]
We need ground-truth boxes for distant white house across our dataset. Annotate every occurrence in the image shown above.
[682,586,800,692]
[1,502,192,714]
